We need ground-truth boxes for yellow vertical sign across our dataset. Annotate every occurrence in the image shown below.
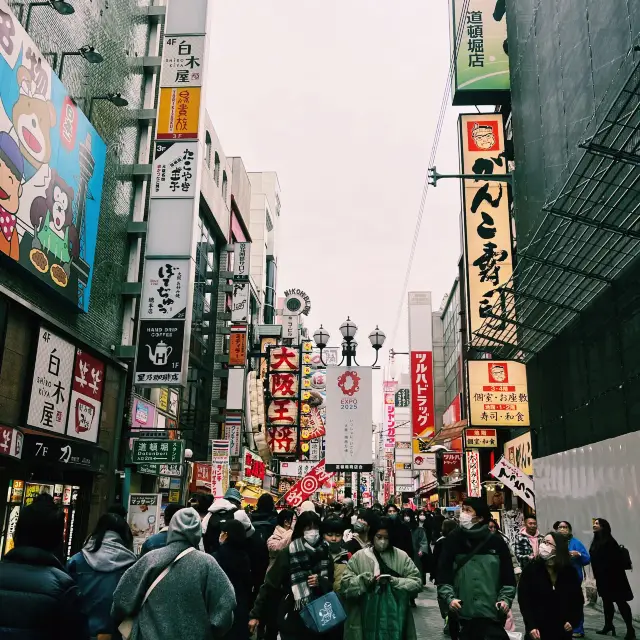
[157,87,201,140]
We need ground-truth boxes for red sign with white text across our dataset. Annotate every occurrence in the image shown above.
[411,351,435,439]
[280,459,335,508]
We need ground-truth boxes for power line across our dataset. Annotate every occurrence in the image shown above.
[389,0,471,349]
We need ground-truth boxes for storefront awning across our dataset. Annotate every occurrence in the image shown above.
[472,53,640,362]
[432,420,467,445]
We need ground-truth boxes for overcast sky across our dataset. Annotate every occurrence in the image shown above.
[208,1,467,419]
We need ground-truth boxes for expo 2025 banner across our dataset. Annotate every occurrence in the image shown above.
[0,0,106,312]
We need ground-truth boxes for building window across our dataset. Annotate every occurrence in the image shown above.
[275,193,281,217]
[205,132,212,167]
[214,152,220,185]
[266,209,274,232]
[222,170,228,201]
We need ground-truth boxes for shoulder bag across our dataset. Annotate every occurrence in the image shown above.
[454,534,492,574]
[118,546,195,640]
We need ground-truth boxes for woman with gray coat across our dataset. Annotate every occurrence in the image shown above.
[112,507,236,640]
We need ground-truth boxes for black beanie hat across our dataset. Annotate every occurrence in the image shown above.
[463,497,491,524]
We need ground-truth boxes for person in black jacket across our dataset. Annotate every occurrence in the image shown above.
[215,519,252,640]
[385,503,415,559]
[251,493,278,546]
[0,494,89,639]
[235,510,270,606]
[518,531,584,640]
[591,518,636,640]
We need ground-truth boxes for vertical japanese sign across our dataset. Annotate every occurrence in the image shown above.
[408,292,435,450]
[383,380,397,449]
[451,0,510,105]
[228,327,247,366]
[504,432,533,476]
[66,350,105,443]
[325,367,373,472]
[27,327,75,435]
[266,346,300,455]
[468,360,529,426]
[211,439,230,498]
[466,450,482,498]
[459,114,514,346]
[136,0,210,387]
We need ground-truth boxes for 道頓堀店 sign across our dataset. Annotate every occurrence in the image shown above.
[460,113,514,347]
[468,360,530,426]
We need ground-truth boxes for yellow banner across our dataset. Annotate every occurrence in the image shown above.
[157,87,201,140]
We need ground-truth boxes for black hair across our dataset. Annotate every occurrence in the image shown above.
[524,514,537,523]
[462,497,491,524]
[442,519,457,536]
[88,513,133,552]
[221,518,247,547]
[321,517,345,536]
[557,521,573,532]
[553,521,561,531]
[14,499,65,553]
[356,508,378,527]
[591,518,615,554]
[108,504,127,519]
[163,504,183,527]
[257,493,275,513]
[372,503,383,512]
[434,508,442,515]
[385,504,399,514]
[594,518,612,535]
[546,531,572,570]
[188,494,210,516]
[370,516,394,544]
[402,508,418,529]
[292,511,321,540]
[489,518,501,532]
[277,509,294,527]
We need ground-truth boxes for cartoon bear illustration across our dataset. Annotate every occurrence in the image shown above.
[29,169,79,288]
[12,65,56,178]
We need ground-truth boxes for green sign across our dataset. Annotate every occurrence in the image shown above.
[395,388,410,408]
[451,0,510,106]
[132,439,184,465]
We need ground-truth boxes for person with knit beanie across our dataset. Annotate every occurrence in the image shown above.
[112,507,236,640]
[437,497,516,640]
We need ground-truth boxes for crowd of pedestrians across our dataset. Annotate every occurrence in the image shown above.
[0,490,636,640]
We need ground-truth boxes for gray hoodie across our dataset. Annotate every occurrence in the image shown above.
[82,531,137,572]
[112,507,236,640]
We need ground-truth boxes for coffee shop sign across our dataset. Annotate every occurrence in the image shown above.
[283,289,311,316]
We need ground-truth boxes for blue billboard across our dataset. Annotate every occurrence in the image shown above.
[0,0,107,312]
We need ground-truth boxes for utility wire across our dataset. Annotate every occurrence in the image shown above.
[389,0,471,350]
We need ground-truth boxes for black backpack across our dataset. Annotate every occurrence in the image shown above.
[252,519,276,546]
[620,545,633,570]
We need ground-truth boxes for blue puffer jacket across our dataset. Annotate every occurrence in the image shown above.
[140,529,169,556]
[67,532,137,638]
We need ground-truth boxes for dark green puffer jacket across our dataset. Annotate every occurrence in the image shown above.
[437,524,516,621]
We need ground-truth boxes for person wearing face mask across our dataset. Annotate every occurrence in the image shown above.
[249,511,334,640]
[214,519,252,640]
[403,509,430,582]
[437,498,516,640]
[346,509,375,554]
[518,532,584,640]
[322,518,350,592]
[556,521,590,638]
[385,503,415,561]
[340,516,422,639]
[267,508,295,568]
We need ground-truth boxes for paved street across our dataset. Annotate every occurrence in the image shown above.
[413,583,626,640]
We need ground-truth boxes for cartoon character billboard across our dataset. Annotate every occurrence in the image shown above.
[0,1,106,312]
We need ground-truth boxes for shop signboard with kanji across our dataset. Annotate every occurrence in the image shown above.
[160,36,204,87]
[465,428,497,448]
[279,459,334,508]
[459,114,514,346]
[231,282,250,322]
[468,360,530,426]
[157,87,201,140]
[233,242,251,280]
[135,321,185,385]
[0,425,23,459]
[141,260,188,320]
[442,452,463,477]
[383,380,397,449]
[27,327,75,435]
[65,349,105,443]
[132,439,184,464]
[243,449,265,485]
[325,367,373,472]
[127,493,162,554]
[229,328,247,367]
[504,432,533,476]
[151,142,197,199]
[211,439,229,498]
[490,456,535,509]
[131,396,157,431]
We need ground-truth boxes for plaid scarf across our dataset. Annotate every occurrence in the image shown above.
[289,537,331,610]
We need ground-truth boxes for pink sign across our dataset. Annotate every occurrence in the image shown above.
[66,350,105,443]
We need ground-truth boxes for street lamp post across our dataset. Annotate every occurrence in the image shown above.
[312,317,386,506]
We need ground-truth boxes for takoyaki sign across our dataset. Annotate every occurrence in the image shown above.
[0,1,106,311]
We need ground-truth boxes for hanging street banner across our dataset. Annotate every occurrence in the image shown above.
[325,367,373,472]
[504,432,533,476]
[383,380,397,449]
[459,113,514,347]
[468,360,530,426]
[466,450,482,497]
[27,327,75,435]
[211,439,230,498]
[132,439,185,465]
[279,459,334,508]
[489,455,536,509]
[450,0,510,106]
[151,141,197,198]
[408,292,435,440]
[465,428,497,448]
[231,282,250,322]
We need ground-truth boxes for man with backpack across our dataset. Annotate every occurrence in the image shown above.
[438,498,516,640]
[202,488,241,554]
[251,494,278,547]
